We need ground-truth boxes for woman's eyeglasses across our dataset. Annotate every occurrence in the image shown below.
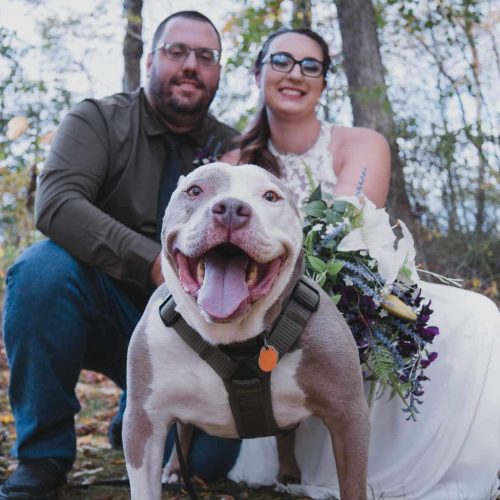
[153,42,221,66]
[262,52,326,78]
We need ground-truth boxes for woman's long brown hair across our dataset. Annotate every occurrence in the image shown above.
[237,28,331,177]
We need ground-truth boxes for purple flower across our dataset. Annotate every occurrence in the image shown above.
[358,339,371,349]
[398,340,418,357]
[420,351,438,368]
[360,295,377,313]
[413,288,424,307]
[422,301,433,314]
[419,313,430,323]
[420,326,439,342]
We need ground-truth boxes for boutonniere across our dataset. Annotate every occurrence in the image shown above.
[193,134,222,167]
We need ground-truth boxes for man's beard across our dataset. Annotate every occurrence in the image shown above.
[148,68,218,129]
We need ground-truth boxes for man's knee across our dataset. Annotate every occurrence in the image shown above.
[2,240,92,352]
[5,240,85,294]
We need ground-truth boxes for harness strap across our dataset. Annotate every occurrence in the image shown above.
[269,278,320,357]
[159,276,320,439]
[160,298,238,379]
[223,376,279,438]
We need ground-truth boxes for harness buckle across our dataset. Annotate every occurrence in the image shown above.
[159,295,181,327]
[294,278,320,312]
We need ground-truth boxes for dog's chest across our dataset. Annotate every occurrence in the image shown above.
[144,307,311,437]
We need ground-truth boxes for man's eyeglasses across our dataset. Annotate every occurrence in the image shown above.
[153,42,221,66]
[262,52,326,78]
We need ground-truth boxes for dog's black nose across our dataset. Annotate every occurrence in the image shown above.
[211,198,252,230]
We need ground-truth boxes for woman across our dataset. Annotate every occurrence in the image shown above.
[222,28,500,500]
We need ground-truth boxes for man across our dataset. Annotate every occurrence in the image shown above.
[1,11,240,500]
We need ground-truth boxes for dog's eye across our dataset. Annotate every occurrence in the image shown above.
[186,185,203,197]
[263,190,280,202]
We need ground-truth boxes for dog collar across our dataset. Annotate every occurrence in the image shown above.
[159,276,320,438]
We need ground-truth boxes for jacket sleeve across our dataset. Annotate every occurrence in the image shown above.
[35,100,160,289]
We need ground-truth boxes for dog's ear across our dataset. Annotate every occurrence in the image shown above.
[176,175,186,187]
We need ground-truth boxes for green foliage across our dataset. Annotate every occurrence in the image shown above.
[0,27,71,294]
[367,346,394,387]
[224,1,284,71]
[376,0,498,300]
[213,1,286,127]
[380,0,482,33]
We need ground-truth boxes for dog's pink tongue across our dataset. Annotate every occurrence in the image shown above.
[197,252,249,319]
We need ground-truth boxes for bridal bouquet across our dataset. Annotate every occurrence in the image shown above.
[302,186,439,420]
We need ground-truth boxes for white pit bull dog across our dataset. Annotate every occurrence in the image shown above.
[123,163,369,500]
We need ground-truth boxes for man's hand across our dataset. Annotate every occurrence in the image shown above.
[150,255,164,286]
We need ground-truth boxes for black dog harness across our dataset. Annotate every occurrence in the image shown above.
[159,277,320,439]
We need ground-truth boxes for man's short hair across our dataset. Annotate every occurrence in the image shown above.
[151,11,222,52]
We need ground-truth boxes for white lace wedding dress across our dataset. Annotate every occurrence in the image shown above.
[228,121,500,500]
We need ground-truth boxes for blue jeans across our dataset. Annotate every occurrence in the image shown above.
[2,240,240,478]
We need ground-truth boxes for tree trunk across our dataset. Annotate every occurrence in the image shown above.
[291,0,312,29]
[335,0,416,230]
[462,8,487,235]
[122,0,143,92]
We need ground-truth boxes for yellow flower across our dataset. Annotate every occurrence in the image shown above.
[381,294,417,321]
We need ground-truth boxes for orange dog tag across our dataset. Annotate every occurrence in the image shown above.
[258,345,279,372]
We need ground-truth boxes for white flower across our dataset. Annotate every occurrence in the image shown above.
[337,197,418,284]
[379,309,389,318]
[324,224,335,235]
[312,223,323,232]
[344,276,354,286]
[6,116,29,140]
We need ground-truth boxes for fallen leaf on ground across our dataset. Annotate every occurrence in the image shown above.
[192,475,208,488]
[0,414,14,425]
[72,467,104,479]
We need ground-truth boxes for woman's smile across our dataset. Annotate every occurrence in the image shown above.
[278,86,306,98]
